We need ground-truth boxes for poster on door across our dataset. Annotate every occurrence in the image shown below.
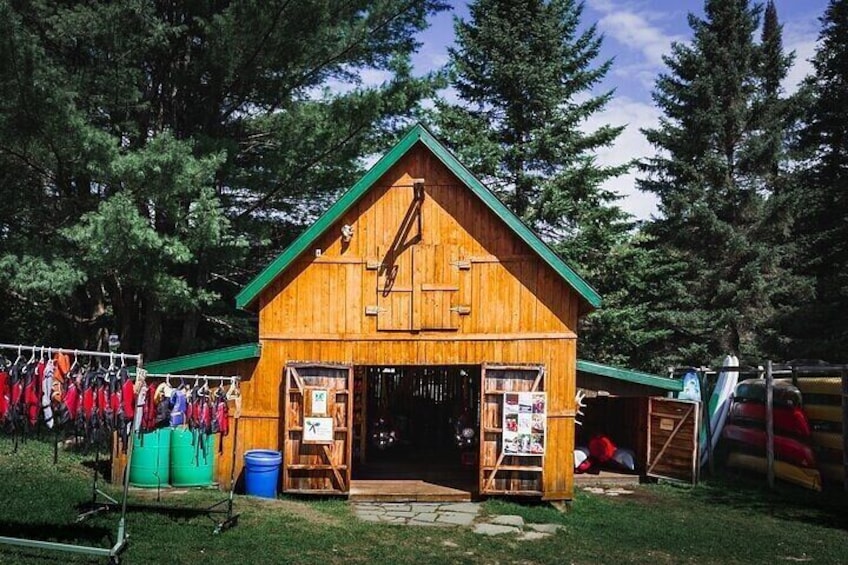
[502,392,546,456]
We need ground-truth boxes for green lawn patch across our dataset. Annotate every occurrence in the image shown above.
[0,437,845,564]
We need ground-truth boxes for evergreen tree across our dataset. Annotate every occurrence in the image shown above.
[637,0,798,369]
[787,0,848,362]
[435,0,630,271]
[0,1,446,358]
[433,0,634,364]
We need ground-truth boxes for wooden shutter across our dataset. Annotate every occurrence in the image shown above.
[283,363,354,494]
[646,397,699,484]
[479,364,545,496]
[376,245,415,331]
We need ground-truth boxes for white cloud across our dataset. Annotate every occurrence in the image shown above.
[581,96,661,221]
[587,0,684,69]
[782,17,820,93]
[597,11,682,67]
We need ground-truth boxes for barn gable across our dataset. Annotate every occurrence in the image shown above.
[236,124,601,313]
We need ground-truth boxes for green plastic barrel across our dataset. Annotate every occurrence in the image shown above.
[169,428,216,487]
[129,428,172,488]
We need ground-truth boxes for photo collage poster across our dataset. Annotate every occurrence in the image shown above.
[502,392,546,456]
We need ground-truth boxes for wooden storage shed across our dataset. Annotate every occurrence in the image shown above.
[574,361,698,484]
[136,124,607,502]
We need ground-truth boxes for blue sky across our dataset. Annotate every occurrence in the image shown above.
[407,0,829,220]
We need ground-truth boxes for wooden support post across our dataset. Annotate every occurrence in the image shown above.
[766,360,775,490]
[698,367,714,476]
[842,365,847,493]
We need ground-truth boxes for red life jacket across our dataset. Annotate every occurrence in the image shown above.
[24,363,42,427]
[142,382,158,431]
[121,378,135,419]
[82,381,95,421]
[65,380,80,421]
[0,369,9,424]
[215,396,229,454]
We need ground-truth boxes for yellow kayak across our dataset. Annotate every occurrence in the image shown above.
[727,451,822,492]
[810,430,845,452]
[792,377,843,396]
[804,404,843,424]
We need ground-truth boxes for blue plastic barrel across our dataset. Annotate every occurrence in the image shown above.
[244,449,282,498]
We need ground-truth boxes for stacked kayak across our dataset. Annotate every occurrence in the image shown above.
[724,378,821,491]
[789,377,844,484]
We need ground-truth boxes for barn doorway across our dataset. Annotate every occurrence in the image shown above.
[351,365,480,499]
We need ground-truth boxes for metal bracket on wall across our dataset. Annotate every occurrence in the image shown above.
[365,305,386,316]
[365,260,382,270]
[450,305,471,315]
[450,259,471,270]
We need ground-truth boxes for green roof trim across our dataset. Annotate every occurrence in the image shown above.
[141,343,260,374]
[236,123,602,310]
[577,359,682,392]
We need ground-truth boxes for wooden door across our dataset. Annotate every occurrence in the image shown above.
[479,364,546,496]
[646,397,699,484]
[283,363,354,494]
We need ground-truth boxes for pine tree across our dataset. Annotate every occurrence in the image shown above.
[0,1,447,357]
[787,0,848,362]
[433,0,634,365]
[435,0,630,272]
[637,0,797,368]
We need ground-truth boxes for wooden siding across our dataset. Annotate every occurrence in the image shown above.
[257,143,581,339]
[221,338,576,499]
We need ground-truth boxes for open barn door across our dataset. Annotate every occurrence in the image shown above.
[480,364,546,496]
[284,363,354,494]
[646,397,699,484]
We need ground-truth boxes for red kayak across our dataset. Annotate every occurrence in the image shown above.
[728,402,811,438]
[723,424,817,468]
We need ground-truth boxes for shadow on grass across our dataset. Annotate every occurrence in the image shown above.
[0,519,113,547]
[692,469,848,531]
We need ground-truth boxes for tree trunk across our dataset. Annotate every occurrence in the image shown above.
[143,294,162,361]
[177,309,201,356]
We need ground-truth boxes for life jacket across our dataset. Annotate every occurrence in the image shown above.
[121,376,135,420]
[141,382,158,432]
[9,362,24,429]
[214,393,229,454]
[169,388,187,427]
[41,360,54,429]
[154,382,171,427]
[24,362,42,428]
[64,378,80,423]
[82,372,96,422]
[0,369,9,424]
[53,352,70,382]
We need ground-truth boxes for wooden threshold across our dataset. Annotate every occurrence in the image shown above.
[349,480,474,502]
[574,471,641,487]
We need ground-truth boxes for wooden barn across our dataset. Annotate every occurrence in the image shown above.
[132,124,615,502]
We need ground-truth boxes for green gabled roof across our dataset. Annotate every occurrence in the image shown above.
[140,343,260,374]
[577,359,682,392]
[236,123,602,310]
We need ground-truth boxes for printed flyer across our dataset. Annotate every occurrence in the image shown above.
[502,392,546,456]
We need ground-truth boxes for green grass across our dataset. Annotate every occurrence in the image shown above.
[0,436,846,564]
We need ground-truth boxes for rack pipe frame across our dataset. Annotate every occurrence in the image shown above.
[0,342,142,563]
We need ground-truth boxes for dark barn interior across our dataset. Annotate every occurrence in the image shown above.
[353,365,480,487]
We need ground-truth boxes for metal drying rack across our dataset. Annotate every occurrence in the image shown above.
[0,343,143,564]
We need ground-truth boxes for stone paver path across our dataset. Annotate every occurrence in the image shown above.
[352,502,565,539]
[354,502,480,526]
